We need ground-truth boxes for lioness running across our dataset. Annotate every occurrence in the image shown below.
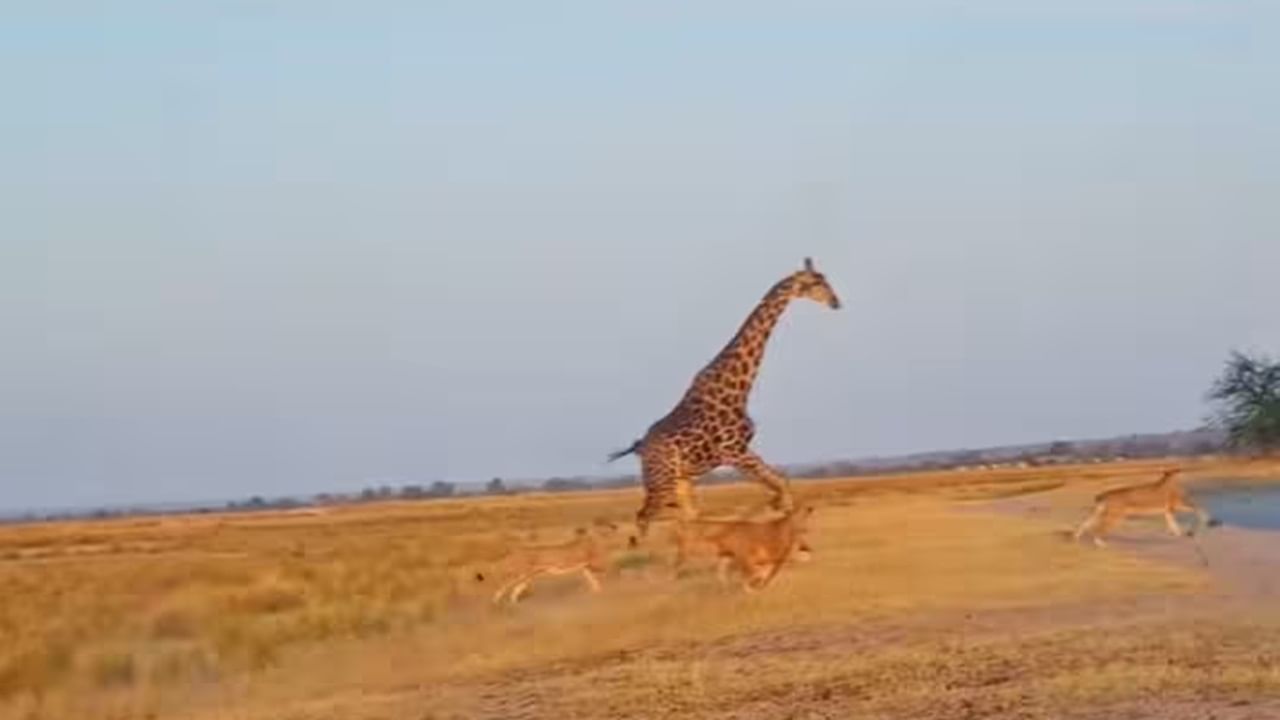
[481,519,620,605]
[1073,468,1213,547]
[671,505,814,592]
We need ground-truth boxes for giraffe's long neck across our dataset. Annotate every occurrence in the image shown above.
[686,278,795,408]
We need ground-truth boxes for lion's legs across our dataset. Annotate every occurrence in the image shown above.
[1091,511,1123,547]
[580,567,602,593]
[492,572,527,605]
[670,532,694,580]
[1073,506,1103,545]
[748,563,783,591]
[493,571,537,605]
[1177,500,1212,534]
[715,555,733,586]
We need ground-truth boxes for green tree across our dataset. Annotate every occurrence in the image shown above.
[1208,350,1280,454]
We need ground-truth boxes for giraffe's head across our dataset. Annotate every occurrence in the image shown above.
[790,257,841,310]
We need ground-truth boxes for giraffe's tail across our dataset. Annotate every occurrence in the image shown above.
[606,439,643,463]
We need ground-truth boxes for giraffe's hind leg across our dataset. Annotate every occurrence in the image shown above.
[734,451,794,513]
[634,454,681,542]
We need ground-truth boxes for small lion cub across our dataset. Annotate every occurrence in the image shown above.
[1073,469,1213,547]
[671,505,814,592]
[483,519,620,605]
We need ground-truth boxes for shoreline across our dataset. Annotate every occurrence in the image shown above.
[979,477,1280,607]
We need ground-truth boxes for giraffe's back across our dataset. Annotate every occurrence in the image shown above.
[644,400,754,471]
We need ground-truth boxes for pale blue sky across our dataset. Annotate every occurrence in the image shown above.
[3,2,1278,509]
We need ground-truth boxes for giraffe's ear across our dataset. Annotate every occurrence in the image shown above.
[803,257,814,272]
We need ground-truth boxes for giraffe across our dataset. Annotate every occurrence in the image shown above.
[607,257,842,543]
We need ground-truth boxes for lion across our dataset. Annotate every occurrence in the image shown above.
[1072,468,1214,547]
[478,518,621,605]
[670,505,814,592]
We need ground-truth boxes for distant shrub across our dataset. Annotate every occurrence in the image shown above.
[0,642,73,698]
[428,481,456,498]
[150,607,198,640]
[614,552,654,572]
[226,581,306,615]
[149,646,216,685]
[90,650,136,689]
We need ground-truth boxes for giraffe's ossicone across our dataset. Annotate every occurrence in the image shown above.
[607,257,842,543]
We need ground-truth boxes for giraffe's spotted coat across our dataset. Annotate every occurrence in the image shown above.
[609,258,842,541]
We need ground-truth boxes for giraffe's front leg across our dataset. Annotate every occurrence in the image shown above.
[734,451,794,513]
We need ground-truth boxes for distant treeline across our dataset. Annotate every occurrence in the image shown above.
[1,427,1235,525]
[253,427,1237,510]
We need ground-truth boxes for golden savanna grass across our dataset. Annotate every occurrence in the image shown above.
[1,457,1278,719]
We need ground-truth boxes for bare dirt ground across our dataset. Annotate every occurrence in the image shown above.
[308,598,1280,720]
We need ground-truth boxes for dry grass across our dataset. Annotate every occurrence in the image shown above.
[0,457,1277,719]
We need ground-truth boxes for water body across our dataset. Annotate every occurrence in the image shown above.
[1199,483,1280,532]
